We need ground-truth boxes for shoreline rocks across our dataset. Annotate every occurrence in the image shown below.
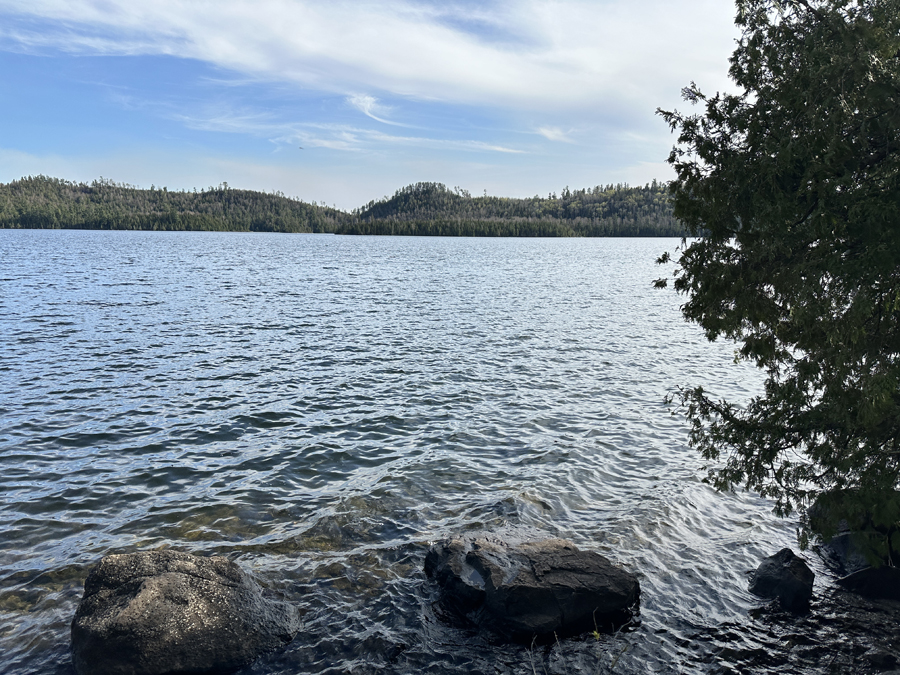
[425,535,639,642]
[749,548,814,611]
[837,565,900,601]
[816,531,873,577]
[808,489,898,576]
[71,550,300,675]
[807,490,900,602]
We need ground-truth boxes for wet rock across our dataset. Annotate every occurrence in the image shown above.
[749,548,814,611]
[837,565,900,601]
[424,536,487,617]
[816,532,873,576]
[425,535,639,642]
[71,550,300,675]
[865,649,899,670]
[808,489,898,576]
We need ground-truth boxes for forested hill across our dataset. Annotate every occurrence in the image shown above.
[0,176,347,233]
[345,181,682,237]
[0,175,683,237]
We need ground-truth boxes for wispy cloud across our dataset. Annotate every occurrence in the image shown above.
[0,0,738,113]
[347,94,408,127]
[169,106,525,155]
[364,129,525,154]
[537,126,573,143]
[0,0,733,207]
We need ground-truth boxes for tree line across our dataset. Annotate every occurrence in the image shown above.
[0,175,684,237]
[343,181,683,236]
[0,176,343,233]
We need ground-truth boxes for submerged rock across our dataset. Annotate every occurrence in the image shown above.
[749,548,814,611]
[71,550,300,675]
[425,535,639,642]
[837,565,900,601]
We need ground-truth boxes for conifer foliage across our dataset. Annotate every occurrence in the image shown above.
[0,176,683,237]
[345,181,682,237]
[0,176,342,232]
[657,0,900,559]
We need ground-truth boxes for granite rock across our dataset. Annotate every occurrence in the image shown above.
[71,550,300,675]
[425,535,639,641]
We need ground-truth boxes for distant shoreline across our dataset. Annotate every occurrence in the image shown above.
[0,228,686,239]
[0,176,686,237]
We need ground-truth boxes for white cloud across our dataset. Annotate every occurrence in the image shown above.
[167,106,526,155]
[346,94,408,126]
[0,1,740,201]
[537,126,572,142]
[0,0,739,114]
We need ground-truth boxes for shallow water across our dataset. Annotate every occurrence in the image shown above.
[0,231,896,674]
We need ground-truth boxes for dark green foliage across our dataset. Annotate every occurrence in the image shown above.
[0,176,682,237]
[657,0,900,561]
[344,181,683,237]
[0,176,346,232]
[337,218,579,237]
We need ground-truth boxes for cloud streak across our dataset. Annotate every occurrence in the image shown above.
[346,94,410,127]
[0,0,740,208]
[0,0,738,115]
[171,106,525,155]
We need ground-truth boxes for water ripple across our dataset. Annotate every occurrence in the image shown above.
[0,231,896,674]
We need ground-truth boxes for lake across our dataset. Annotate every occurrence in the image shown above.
[0,230,895,674]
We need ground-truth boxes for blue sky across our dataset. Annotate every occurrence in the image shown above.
[0,0,738,210]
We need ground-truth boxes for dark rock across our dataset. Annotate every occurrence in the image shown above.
[866,649,899,670]
[749,548,814,611]
[815,532,873,577]
[424,537,487,617]
[837,565,900,601]
[425,535,639,642]
[71,550,300,675]
[808,489,898,575]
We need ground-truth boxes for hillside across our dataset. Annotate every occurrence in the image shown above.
[340,181,683,237]
[0,176,347,233]
[0,176,684,237]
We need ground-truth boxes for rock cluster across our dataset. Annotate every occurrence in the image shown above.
[425,535,639,642]
[71,550,300,675]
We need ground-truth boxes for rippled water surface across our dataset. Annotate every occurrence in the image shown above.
[1,230,897,674]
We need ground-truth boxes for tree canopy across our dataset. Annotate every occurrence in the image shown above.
[346,180,683,237]
[657,0,900,561]
[0,176,684,237]
[0,176,345,233]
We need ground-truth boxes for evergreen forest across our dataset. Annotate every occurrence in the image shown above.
[0,176,684,237]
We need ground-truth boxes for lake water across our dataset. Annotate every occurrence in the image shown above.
[1,230,896,674]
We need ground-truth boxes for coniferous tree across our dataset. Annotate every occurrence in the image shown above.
[657,0,900,561]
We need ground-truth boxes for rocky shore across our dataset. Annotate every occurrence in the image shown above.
[69,530,898,675]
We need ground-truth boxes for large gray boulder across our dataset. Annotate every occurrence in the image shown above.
[71,550,300,675]
[425,535,639,642]
[748,548,814,611]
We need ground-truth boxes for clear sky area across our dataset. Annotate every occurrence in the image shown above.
[0,0,738,210]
